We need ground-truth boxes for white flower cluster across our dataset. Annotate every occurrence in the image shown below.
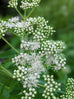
[20,0,40,9]
[60,78,74,99]
[2,16,55,38]
[8,0,18,8]
[12,53,45,88]
[8,16,19,23]
[26,17,55,41]
[41,40,65,54]
[20,40,66,70]
[46,54,66,70]
[5,17,33,36]
[8,0,40,9]
[42,75,61,99]
[20,40,40,51]
[37,40,66,70]
[0,20,7,37]
[0,16,66,70]
[54,54,66,70]
[22,87,37,99]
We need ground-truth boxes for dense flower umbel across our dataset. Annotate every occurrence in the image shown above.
[12,53,45,88]
[60,78,74,99]
[42,75,61,99]
[12,52,45,98]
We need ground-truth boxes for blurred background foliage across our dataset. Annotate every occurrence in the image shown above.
[0,0,74,98]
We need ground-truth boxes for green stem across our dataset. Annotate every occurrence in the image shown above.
[0,82,9,90]
[0,85,5,98]
[1,37,20,54]
[37,83,45,88]
[0,65,13,78]
[27,8,35,18]
[24,9,26,19]
[16,8,25,20]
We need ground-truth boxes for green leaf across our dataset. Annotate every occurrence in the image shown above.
[4,61,13,69]
[0,49,16,58]
[0,69,12,86]
[10,36,20,48]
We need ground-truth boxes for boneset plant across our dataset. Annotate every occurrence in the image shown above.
[0,0,74,99]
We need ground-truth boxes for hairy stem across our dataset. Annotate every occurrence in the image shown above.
[1,37,20,54]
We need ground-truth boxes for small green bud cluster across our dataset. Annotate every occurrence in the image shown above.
[8,0,18,8]
[20,0,41,10]
[42,75,61,99]
[0,20,7,37]
[21,87,37,99]
[60,78,74,99]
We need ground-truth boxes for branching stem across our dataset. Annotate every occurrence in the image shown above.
[27,8,35,18]
[16,8,25,20]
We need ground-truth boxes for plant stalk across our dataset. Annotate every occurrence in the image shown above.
[0,65,13,78]
[37,83,45,88]
[27,8,35,18]
[1,37,20,54]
